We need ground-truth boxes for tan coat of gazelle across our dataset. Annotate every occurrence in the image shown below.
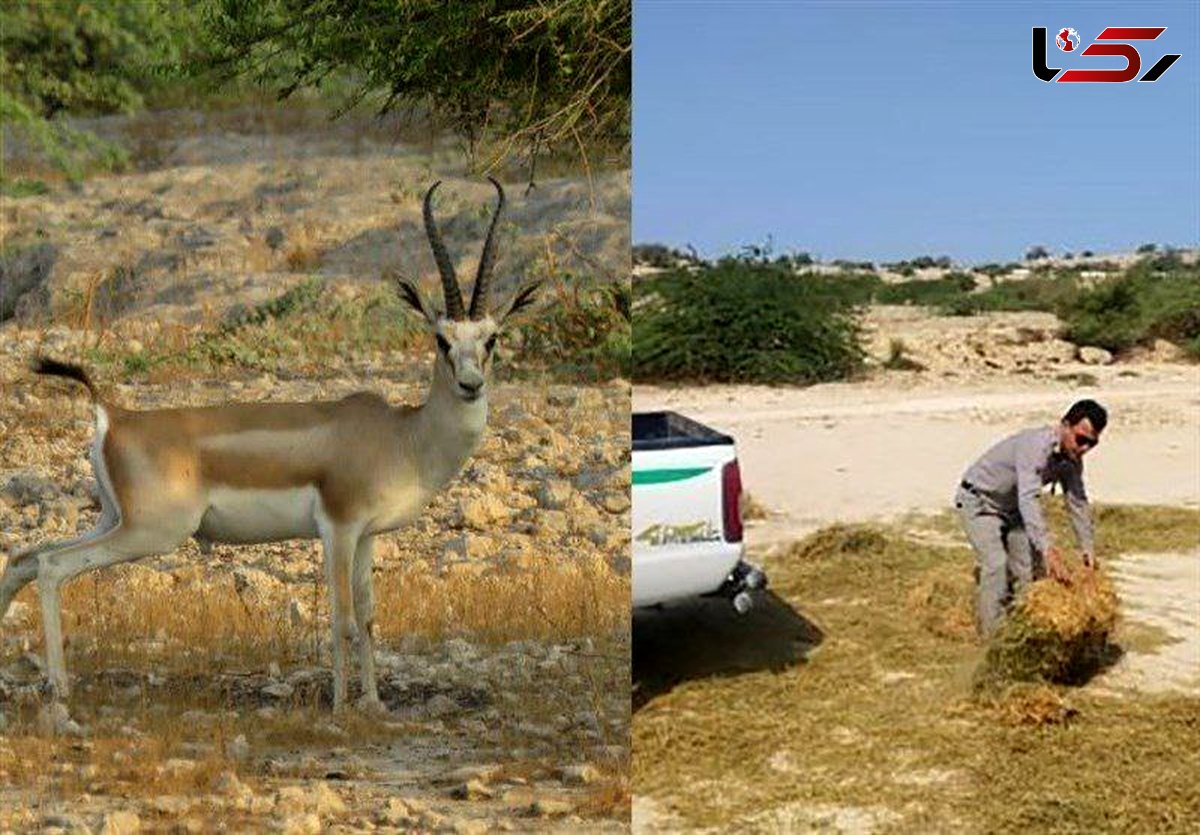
[0,178,538,711]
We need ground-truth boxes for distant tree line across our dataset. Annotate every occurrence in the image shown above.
[0,0,631,179]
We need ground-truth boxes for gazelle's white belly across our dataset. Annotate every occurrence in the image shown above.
[196,486,320,544]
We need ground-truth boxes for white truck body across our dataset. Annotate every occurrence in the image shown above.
[632,411,764,609]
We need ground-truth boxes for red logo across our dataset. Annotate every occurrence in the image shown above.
[1056,28,1080,52]
[1033,27,1181,82]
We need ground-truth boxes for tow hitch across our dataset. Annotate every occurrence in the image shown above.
[718,560,768,614]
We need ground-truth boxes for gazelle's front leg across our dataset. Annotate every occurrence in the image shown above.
[352,534,383,711]
[318,516,361,711]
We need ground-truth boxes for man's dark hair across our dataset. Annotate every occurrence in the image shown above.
[1063,399,1107,432]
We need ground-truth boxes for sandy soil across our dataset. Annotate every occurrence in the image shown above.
[635,364,1200,541]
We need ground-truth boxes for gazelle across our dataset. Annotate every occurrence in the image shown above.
[0,178,537,711]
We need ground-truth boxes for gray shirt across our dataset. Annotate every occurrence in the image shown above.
[961,425,1094,555]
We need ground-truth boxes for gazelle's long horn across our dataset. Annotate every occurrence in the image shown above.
[423,181,465,320]
[468,177,505,320]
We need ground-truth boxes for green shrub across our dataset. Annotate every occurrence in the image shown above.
[940,273,1079,316]
[505,281,630,381]
[633,260,864,384]
[0,1,196,177]
[876,272,975,306]
[1060,264,1200,356]
[0,178,50,198]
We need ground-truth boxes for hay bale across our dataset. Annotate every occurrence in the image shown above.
[978,567,1118,687]
[786,524,889,560]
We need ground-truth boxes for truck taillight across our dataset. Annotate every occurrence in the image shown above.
[721,459,743,543]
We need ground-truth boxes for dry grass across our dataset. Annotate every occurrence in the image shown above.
[283,225,326,273]
[4,560,628,678]
[0,556,630,817]
[375,561,629,644]
[633,506,1200,832]
[741,492,770,521]
[965,682,1078,727]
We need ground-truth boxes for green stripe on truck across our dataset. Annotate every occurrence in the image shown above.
[632,467,712,485]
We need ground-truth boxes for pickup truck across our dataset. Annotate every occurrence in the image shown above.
[632,411,767,612]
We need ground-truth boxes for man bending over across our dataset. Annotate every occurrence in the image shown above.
[956,399,1105,637]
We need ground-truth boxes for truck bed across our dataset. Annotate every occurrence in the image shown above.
[633,411,733,451]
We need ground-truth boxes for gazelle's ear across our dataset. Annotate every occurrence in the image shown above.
[498,281,542,325]
[395,277,437,324]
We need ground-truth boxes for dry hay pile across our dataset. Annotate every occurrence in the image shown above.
[785,524,890,561]
[978,566,1119,688]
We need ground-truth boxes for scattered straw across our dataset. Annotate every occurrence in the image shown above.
[965,683,1079,727]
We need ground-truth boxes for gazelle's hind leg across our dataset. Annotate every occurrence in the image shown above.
[35,525,182,698]
[2,431,121,622]
[0,503,118,622]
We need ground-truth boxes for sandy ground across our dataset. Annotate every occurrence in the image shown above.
[635,364,1200,541]
[1095,549,1200,697]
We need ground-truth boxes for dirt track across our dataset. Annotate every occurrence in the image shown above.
[635,363,1200,539]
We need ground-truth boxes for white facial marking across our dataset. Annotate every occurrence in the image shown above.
[435,317,500,401]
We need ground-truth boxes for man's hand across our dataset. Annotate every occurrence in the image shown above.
[1045,546,1069,583]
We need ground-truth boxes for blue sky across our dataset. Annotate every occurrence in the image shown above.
[633,1,1199,264]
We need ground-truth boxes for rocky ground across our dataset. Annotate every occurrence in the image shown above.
[2,106,628,327]
[0,325,631,831]
[860,305,1188,379]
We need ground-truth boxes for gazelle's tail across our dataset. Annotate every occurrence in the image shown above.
[31,357,100,402]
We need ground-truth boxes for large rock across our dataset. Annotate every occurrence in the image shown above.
[1078,346,1114,365]
[0,242,57,321]
[1151,338,1184,362]
[457,494,509,530]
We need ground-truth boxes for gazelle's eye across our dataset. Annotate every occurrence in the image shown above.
[436,335,452,355]
[485,335,497,355]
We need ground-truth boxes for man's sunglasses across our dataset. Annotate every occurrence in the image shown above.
[1075,432,1099,449]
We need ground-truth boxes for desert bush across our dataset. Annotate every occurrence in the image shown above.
[632,243,694,269]
[195,0,630,169]
[940,273,1079,316]
[1060,263,1200,356]
[633,259,864,385]
[876,271,975,306]
[0,0,196,178]
[504,280,630,381]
